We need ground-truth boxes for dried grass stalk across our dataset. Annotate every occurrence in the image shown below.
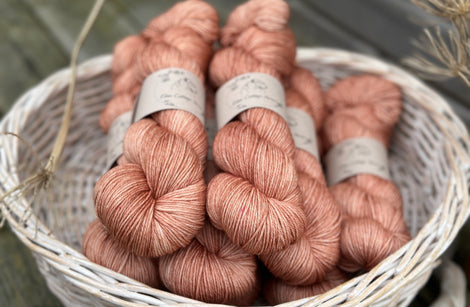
[412,0,470,19]
[0,0,106,228]
[405,0,470,86]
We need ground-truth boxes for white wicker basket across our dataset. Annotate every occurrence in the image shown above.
[0,48,469,306]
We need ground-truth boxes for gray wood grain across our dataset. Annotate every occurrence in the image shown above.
[0,226,62,307]
[22,0,140,60]
[113,0,244,30]
[306,0,470,108]
[289,0,379,54]
[0,0,68,117]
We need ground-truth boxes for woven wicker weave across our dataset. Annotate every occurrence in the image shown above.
[0,48,469,306]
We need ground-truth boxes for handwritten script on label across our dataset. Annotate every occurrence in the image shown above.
[133,68,205,124]
[325,138,390,186]
[215,73,287,130]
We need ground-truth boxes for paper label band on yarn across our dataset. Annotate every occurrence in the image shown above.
[215,73,287,130]
[205,118,217,160]
[106,111,132,170]
[286,107,319,159]
[325,138,391,186]
[133,68,205,124]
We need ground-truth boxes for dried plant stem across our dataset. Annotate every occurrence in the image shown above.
[412,0,470,19]
[406,0,470,86]
[46,0,106,175]
[0,0,106,227]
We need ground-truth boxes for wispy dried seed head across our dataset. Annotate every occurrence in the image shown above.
[406,1,470,87]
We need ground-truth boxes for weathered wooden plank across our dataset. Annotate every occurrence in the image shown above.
[114,0,379,56]
[0,1,70,304]
[112,0,244,29]
[305,0,470,109]
[307,0,418,56]
[0,226,63,307]
[22,0,141,60]
[111,0,185,28]
[289,0,379,55]
[0,0,68,76]
[0,0,68,117]
[0,41,39,117]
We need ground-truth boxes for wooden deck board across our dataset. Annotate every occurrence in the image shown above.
[1,0,69,75]
[307,0,470,107]
[0,42,40,116]
[22,0,141,60]
[0,0,68,117]
[289,0,379,54]
[0,225,62,307]
[113,0,245,29]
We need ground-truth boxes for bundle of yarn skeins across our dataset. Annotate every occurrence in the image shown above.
[81,0,411,305]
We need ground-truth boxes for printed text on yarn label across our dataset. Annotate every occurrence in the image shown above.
[106,111,132,170]
[133,68,205,124]
[325,138,390,185]
[286,107,319,159]
[215,73,287,130]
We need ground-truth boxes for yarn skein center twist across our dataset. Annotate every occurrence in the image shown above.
[94,0,219,258]
[206,0,307,255]
[322,74,411,273]
[260,67,342,286]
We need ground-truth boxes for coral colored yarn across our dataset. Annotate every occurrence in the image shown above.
[110,35,147,80]
[264,268,347,305]
[101,0,220,134]
[84,28,150,285]
[323,74,411,273]
[94,0,219,258]
[158,89,260,306]
[159,220,260,306]
[82,220,160,288]
[206,0,307,255]
[259,67,341,285]
[100,35,146,134]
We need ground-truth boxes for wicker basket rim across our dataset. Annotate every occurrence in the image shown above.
[0,47,469,307]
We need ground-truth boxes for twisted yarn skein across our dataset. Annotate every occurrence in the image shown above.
[259,67,341,285]
[100,35,146,134]
[94,0,219,258]
[83,28,154,283]
[264,268,347,305]
[159,220,260,305]
[82,220,160,287]
[158,88,260,306]
[206,0,307,255]
[101,0,218,135]
[323,74,411,272]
